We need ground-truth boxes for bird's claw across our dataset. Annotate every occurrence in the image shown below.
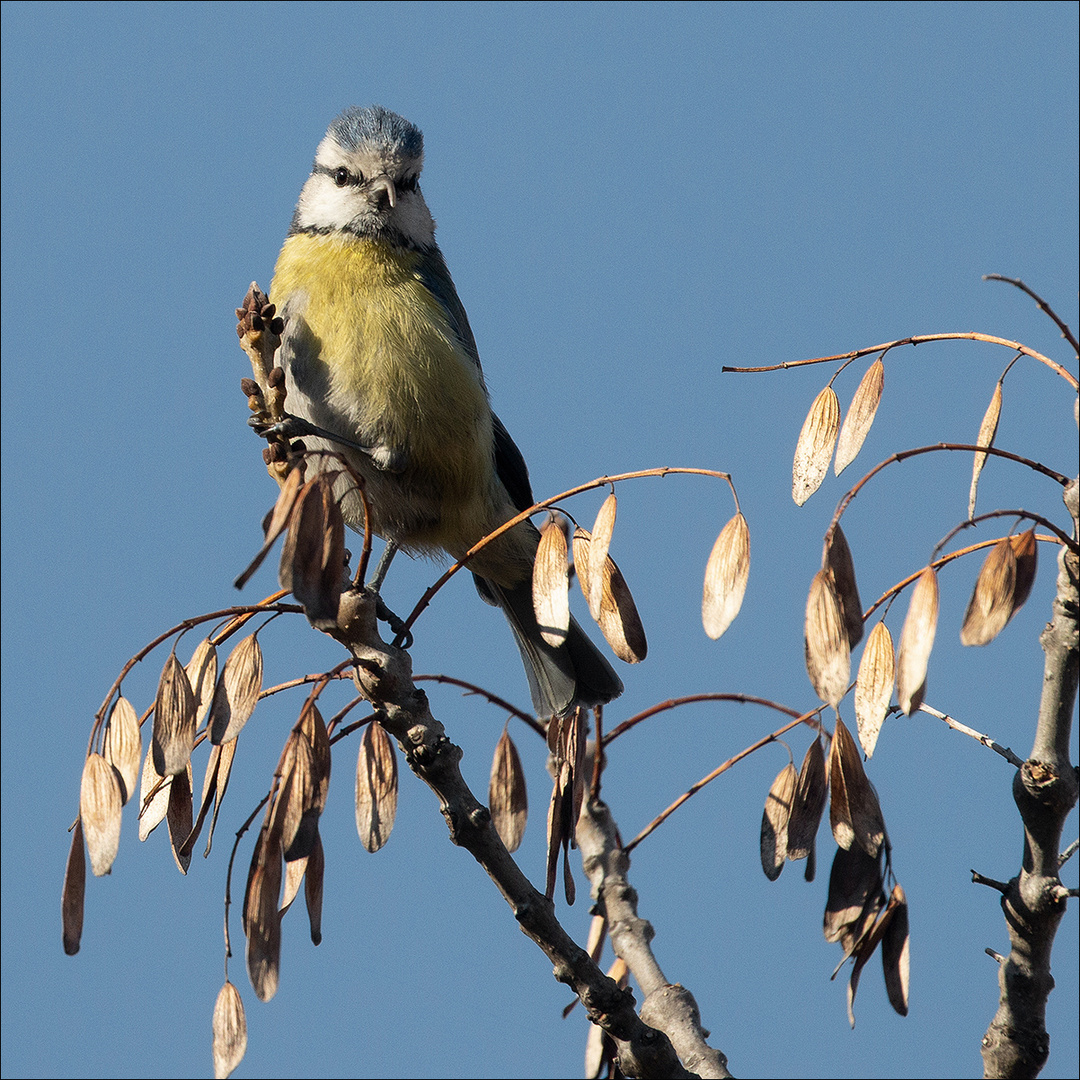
[368,589,413,649]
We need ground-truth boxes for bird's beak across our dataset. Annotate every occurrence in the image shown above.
[371,174,397,209]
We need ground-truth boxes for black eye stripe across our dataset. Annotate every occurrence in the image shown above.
[316,164,418,191]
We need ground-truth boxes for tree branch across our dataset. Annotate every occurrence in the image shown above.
[576,794,732,1078]
[981,479,1079,1079]
[326,588,700,1078]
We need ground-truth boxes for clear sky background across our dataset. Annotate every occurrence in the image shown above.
[2,3,1077,1078]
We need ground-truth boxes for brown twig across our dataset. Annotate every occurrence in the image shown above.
[932,510,1076,559]
[604,693,804,747]
[722,332,1078,388]
[862,533,1062,622]
[623,705,826,853]
[414,673,543,735]
[396,467,738,642]
[831,446,1070,546]
[983,275,1080,356]
[917,703,1025,767]
[87,601,302,755]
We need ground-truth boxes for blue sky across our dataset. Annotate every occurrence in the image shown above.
[2,3,1077,1078]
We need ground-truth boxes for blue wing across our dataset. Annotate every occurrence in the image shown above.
[416,245,535,512]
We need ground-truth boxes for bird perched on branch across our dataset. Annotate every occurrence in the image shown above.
[269,105,622,717]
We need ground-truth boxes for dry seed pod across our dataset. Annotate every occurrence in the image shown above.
[804,570,851,708]
[185,639,218,728]
[489,726,528,853]
[588,493,618,621]
[305,829,325,946]
[62,819,86,956]
[854,622,895,758]
[280,475,345,626]
[585,913,607,963]
[960,538,1018,646]
[846,895,901,1028]
[277,731,317,861]
[584,1019,608,1080]
[198,736,238,858]
[1010,529,1038,612]
[702,512,750,640]
[244,829,282,1001]
[138,746,171,840]
[355,722,398,852]
[184,741,227,861]
[882,883,910,1016]
[280,852,308,915]
[533,517,570,647]
[574,528,647,663]
[278,478,318,596]
[300,705,331,815]
[896,567,939,715]
[80,753,123,877]
[209,634,263,744]
[212,980,248,1080]
[823,842,883,946]
[600,556,648,664]
[792,385,840,505]
[166,763,194,874]
[545,708,587,902]
[315,476,346,625]
[760,762,798,880]
[787,737,828,865]
[103,696,141,805]
[152,652,197,777]
[829,718,886,858]
[968,381,1003,519]
[235,464,306,590]
[835,359,884,475]
[572,527,595,609]
[823,523,863,649]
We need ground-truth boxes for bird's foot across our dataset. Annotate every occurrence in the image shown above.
[366,588,413,649]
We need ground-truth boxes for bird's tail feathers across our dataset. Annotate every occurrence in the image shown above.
[474,575,624,718]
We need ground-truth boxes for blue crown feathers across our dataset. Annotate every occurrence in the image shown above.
[328,105,424,160]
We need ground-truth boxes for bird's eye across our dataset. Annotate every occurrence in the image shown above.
[333,166,351,187]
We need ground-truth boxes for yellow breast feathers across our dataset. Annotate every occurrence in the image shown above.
[271,234,494,511]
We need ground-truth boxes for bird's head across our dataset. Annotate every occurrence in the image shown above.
[290,105,435,247]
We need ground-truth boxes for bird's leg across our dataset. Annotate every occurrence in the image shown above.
[363,541,413,647]
[369,540,400,593]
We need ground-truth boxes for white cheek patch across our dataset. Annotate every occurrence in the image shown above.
[297,175,356,231]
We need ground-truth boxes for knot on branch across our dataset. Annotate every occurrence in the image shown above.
[1015,758,1079,817]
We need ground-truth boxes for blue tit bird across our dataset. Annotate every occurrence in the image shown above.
[269,105,623,717]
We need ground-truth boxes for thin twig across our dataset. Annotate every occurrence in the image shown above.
[396,467,737,642]
[971,870,1011,894]
[604,693,804,747]
[1060,839,1079,868]
[223,792,271,968]
[933,510,1075,559]
[862,533,1062,622]
[623,706,826,853]
[722,332,1078,388]
[983,275,1080,356]
[918,704,1024,767]
[414,673,543,735]
[833,446,1071,542]
[87,601,302,754]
